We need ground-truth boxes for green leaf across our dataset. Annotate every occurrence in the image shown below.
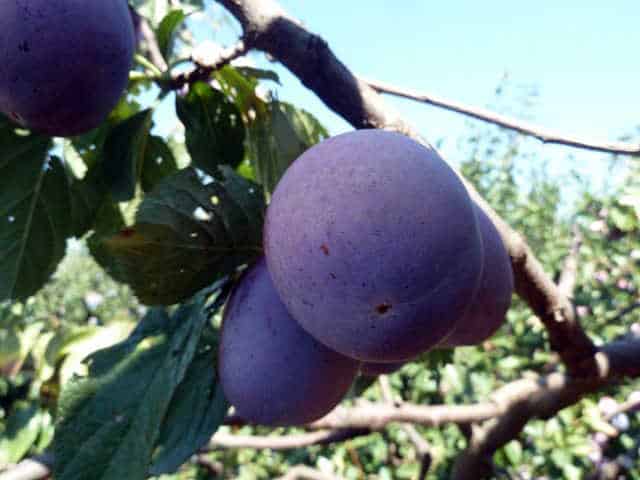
[54,297,210,480]
[277,101,329,147]
[87,192,143,282]
[234,67,281,84]
[0,402,42,467]
[150,331,228,475]
[176,82,245,175]
[215,65,260,114]
[248,100,328,193]
[101,109,153,202]
[416,347,454,369]
[0,123,74,300]
[141,135,179,193]
[610,205,637,232]
[156,10,186,61]
[101,167,264,305]
[0,328,21,372]
[502,440,523,465]
[69,168,108,238]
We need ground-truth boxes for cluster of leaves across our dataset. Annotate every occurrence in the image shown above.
[0,1,638,480]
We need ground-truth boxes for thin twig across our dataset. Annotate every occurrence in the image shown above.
[604,396,640,421]
[170,40,249,89]
[378,375,434,480]
[140,18,168,72]
[365,78,640,156]
[275,465,345,480]
[558,225,583,298]
[207,428,370,450]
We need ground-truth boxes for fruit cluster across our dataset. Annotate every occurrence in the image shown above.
[219,129,514,426]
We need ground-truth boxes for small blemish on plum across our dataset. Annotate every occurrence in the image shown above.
[329,272,337,279]
[320,243,330,255]
[375,303,392,315]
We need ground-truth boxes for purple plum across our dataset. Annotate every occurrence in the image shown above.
[440,205,513,346]
[219,258,359,426]
[0,0,135,136]
[264,129,484,362]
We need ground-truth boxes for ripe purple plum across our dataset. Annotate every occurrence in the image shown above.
[439,205,513,346]
[265,129,484,362]
[219,258,359,426]
[0,0,135,136]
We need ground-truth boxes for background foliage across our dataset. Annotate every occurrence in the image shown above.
[0,1,638,479]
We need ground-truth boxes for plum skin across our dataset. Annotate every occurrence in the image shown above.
[218,258,359,426]
[264,129,484,362]
[0,0,135,137]
[439,205,514,346]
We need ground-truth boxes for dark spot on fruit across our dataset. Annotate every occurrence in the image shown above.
[329,272,337,279]
[18,41,30,52]
[375,303,392,314]
[320,243,330,255]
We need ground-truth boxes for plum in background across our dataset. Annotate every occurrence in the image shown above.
[0,0,135,136]
[218,258,359,426]
[439,205,513,346]
[265,129,484,362]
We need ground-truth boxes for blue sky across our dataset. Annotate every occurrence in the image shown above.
[170,1,640,192]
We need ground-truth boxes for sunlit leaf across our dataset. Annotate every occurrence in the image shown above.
[0,402,42,467]
[54,296,211,480]
[102,167,263,304]
[248,100,328,193]
[176,82,245,175]
[156,10,186,61]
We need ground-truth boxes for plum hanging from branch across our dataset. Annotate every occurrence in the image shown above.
[218,258,360,426]
[0,0,135,137]
[265,129,484,362]
[439,205,514,347]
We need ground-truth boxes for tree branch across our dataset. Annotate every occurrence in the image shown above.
[5,334,640,480]
[213,0,599,377]
[170,40,249,89]
[207,428,370,450]
[365,78,640,156]
[275,465,345,480]
[378,375,432,480]
[307,401,498,430]
[139,17,168,72]
[451,334,640,480]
